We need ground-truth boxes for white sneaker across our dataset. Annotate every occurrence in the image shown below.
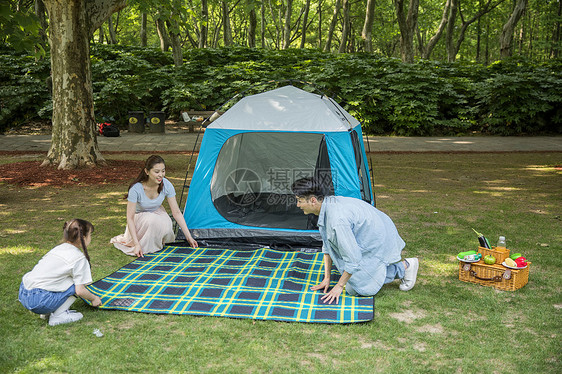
[48,310,83,326]
[399,258,419,291]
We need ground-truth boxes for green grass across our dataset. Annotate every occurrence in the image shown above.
[1,152,560,373]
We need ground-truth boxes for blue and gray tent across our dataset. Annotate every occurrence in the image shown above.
[182,85,373,248]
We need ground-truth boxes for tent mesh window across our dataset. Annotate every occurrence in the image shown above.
[211,132,333,230]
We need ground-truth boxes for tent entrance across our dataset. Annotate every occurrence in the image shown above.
[211,132,333,230]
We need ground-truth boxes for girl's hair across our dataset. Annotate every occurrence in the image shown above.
[125,155,166,199]
[63,219,94,263]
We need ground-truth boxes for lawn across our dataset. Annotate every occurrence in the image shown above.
[0,152,560,373]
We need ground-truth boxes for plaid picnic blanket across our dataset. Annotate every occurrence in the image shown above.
[86,246,374,324]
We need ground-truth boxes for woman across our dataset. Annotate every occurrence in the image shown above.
[111,155,198,257]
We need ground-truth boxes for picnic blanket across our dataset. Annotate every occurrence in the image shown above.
[86,246,374,324]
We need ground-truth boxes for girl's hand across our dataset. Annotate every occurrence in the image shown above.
[133,244,144,257]
[92,296,102,307]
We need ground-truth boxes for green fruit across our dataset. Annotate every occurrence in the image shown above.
[458,250,477,258]
[510,253,522,260]
[484,255,496,265]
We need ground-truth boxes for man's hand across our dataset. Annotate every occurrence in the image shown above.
[320,284,344,304]
[311,277,331,293]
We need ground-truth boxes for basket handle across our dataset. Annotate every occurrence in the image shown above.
[469,270,508,282]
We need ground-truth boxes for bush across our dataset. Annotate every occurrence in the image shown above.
[1,45,561,135]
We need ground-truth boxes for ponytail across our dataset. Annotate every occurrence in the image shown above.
[63,219,94,263]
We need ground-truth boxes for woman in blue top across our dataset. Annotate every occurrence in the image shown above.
[111,155,198,257]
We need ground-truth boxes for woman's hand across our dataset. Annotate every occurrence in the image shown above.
[92,296,102,307]
[133,244,144,257]
[320,284,344,305]
[311,277,331,293]
[187,236,198,248]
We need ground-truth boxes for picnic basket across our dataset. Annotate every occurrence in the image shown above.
[458,246,530,291]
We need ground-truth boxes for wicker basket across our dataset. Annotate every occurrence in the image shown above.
[478,246,510,264]
[458,261,530,291]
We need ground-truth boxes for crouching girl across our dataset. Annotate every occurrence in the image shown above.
[19,219,102,326]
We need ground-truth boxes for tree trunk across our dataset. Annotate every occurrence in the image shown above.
[282,0,293,49]
[199,0,208,48]
[445,0,458,62]
[156,17,171,51]
[422,0,452,59]
[324,0,342,52]
[248,8,257,47]
[300,0,311,48]
[42,0,126,169]
[318,0,322,49]
[500,0,527,59]
[167,20,183,67]
[34,0,49,47]
[222,1,233,46]
[552,0,561,58]
[107,15,118,44]
[140,12,147,47]
[361,0,376,52]
[338,0,350,53]
[394,0,420,63]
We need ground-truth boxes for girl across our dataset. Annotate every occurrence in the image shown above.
[111,155,198,257]
[19,219,102,326]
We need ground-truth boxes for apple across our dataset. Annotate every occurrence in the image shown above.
[484,255,496,265]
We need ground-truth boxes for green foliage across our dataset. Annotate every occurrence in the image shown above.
[2,46,561,135]
[0,48,51,131]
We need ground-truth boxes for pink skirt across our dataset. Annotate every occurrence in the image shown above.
[111,206,175,256]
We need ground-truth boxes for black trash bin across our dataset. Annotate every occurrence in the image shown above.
[128,111,145,133]
[148,111,166,133]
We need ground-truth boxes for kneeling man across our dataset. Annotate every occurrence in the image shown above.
[292,177,419,304]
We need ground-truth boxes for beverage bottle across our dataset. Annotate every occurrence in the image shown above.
[496,236,506,249]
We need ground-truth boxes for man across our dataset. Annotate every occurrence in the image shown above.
[292,177,419,304]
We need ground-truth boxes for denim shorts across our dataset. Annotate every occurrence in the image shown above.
[18,282,76,314]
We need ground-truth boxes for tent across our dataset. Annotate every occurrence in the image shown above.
[182,85,373,248]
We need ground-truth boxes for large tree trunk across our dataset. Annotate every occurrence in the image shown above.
[324,0,342,52]
[140,12,147,47]
[500,0,528,59]
[394,0,420,63]
[42,0,126,169]
[361,0,376,52]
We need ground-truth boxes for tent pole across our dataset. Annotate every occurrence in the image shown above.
[365,131,376,207]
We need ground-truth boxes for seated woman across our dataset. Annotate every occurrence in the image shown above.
[111,155,198,257]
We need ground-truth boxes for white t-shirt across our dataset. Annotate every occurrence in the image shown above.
[127,178,176,213]
[22,242,93,292]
